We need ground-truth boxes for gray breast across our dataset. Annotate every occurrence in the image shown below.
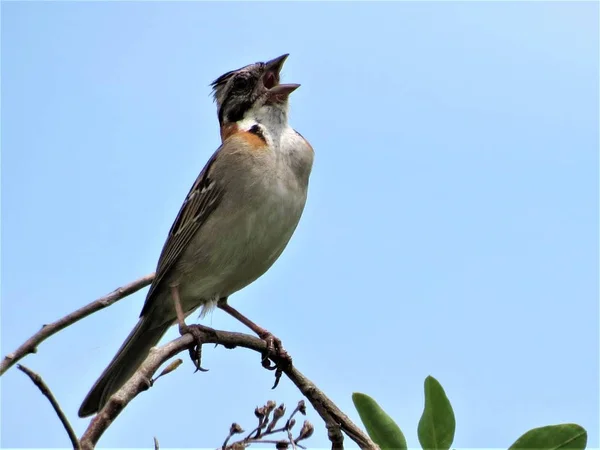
[178,163,308,304]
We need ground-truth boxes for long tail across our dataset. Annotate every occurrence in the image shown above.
[78,317,170,417]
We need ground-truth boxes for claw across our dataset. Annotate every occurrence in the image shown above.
[258,332,292,387]
[188,345,209,373]
[271,367,283,389]
[179,324,217,373]
[262,356,277,371]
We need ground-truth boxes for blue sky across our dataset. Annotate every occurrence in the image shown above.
[1,1,598,448]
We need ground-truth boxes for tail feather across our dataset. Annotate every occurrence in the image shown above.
[78,317,170,418]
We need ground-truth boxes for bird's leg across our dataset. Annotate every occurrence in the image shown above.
[171,286,216,372]
[217,297,292,380]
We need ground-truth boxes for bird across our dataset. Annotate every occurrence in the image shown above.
[78,54,314,418]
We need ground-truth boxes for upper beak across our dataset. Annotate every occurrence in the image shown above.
[264,54,290,75]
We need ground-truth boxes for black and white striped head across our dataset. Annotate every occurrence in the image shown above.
[211,54,299,127]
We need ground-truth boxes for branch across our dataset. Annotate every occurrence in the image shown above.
[5,273,375,449]
[0,273,155,375]
[327,422,345,450]
[18,364,81,449]
[79,328,377,450]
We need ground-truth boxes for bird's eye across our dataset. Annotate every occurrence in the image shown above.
[233,76,251,90]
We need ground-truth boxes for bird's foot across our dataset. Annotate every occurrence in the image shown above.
[259,331,292,388]
[214,298,291,387]
[178,323,218,373]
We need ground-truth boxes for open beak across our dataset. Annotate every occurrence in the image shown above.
[263,53,300,103]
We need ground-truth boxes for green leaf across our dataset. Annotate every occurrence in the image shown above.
[417,375,456,450]
[509,424,587,450]
[352,392,407,450]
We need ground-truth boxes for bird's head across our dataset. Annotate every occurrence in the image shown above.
[211,54,299,132]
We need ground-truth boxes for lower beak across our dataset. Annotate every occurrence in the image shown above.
[266,83,301,103]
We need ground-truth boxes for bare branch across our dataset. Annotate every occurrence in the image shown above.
[0,273,155,375]
[6,272,373,449]
[79,329,377,449]
[17,364,81,449]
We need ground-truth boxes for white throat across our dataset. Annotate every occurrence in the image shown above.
[237,103,290,148]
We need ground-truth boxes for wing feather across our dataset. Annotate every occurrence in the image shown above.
[140,147,224,316]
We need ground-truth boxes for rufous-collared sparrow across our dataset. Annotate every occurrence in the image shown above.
[79,54,314,417]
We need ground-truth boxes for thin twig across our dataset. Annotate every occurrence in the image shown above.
[0,273,155,375]
[222,402,312,450]
[287,427,297,450]
[17,364,81,449]
[79,329,377,449]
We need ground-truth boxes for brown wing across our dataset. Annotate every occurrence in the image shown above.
[140,147,224,317]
